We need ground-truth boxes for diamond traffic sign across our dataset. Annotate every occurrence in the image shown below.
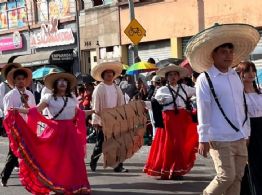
[124,19,146,45]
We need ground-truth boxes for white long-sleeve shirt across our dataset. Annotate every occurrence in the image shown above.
[155,84,195,111]
[245,91,262,118]
[196,66,250,142]
[3,88,36,119]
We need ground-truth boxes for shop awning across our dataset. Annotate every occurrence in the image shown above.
[0,55,16,68]
[14,51,53,67]
[13,50,74,67]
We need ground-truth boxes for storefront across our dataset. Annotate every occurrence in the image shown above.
[0,31,31,81]
[13,49,75,73]
[128,40,172,65]
[10,19,78,73]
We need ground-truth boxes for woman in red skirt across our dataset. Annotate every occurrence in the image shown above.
[4,72,92,194]
[144,64,198,180]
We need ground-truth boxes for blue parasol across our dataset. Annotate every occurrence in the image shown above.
[32,65,64,80]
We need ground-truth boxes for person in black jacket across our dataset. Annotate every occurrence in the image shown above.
[147,75,162,100]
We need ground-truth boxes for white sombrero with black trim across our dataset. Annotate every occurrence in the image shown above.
[156,64,189,78]
[91,61,122,82]
[185,23,260,73]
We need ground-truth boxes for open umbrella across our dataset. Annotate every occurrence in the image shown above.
[33,65,64,80]
[126,61,158,75]
[180,59,193,76]
[122,64,129,70]
[156,58,183,68]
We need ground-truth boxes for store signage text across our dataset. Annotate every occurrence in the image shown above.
[0,31,23,51]
[50,49,74,64]
[30,19,75,48]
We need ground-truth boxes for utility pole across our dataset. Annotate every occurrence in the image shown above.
[128,0,139,64]
[75,0,81,74]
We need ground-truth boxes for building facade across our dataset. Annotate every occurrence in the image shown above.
[0,0,78,74]
[119,0,262,73]
[79,0,125,74]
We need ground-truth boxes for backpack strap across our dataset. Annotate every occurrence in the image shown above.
[168,84,192,112]
[204,72,240,132]
[179,84,193,111]
[167,85,180,114]
[52,97,68,120]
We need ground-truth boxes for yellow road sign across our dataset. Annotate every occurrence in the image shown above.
[124,19,146,45]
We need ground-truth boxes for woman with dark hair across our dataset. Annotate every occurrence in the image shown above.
[3,72,92,194]
[237,61,262,195]
[143,64,198,180]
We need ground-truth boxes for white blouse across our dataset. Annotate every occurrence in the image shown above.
[40,94,78,120]
[155,84,196,111]
[245,92,262,118]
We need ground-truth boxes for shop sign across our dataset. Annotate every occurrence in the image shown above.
[50,49,74,64]
[30,19,75,48]
[0,31,23,51]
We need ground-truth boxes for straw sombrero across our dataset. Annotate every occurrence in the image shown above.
[7,67,32,88]
[91,61,122,82]
[1,63,22,79]
[44,72,77,90]
[185,23,260,73]
[156,64,189,78]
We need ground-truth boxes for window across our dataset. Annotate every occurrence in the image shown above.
[92,0,103,6]
[36,0,71,22]
[0,0,26,30]
[106,46,114,52]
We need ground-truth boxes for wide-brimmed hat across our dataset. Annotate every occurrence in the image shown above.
[7,67,32,88]
[1,63,22,79]
[151,75,161,82]
[44,72,77,90]
[156,64,189,78]
[91,61,122,82]
[185,23,260,73]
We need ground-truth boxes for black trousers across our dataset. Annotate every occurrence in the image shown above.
[90,127,123,169]
[241,117,262,195]
[1,147,18,182]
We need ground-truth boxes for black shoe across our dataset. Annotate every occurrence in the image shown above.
[114,166,129,173]
[172,175,183,180]
[1,178,7,187]
[90,161,97,172]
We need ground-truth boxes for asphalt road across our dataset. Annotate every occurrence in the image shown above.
[0,137,215,195]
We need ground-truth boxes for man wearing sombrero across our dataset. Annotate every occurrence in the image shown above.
[90,61,128,172]
[0,63,22,136]
[185,24,260,194]
[1,67,36,186]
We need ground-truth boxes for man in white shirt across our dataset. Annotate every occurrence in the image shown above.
[0,63,22,136]
[185,24,260,195]
[1,67,36,186]
[90,61,128,173]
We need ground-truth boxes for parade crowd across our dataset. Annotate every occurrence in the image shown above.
[0,23,261,195]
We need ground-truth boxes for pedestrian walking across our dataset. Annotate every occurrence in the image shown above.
[143,64,198,180]
[3,72,92,194]
[90,61,128,173]
[0,63,22,137]
[1,67,36,187]
[185,23,260,195]
[237,61,262,195]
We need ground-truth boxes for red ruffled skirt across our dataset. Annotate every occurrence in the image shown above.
[3,108,91,194]
[143,109,198,179]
